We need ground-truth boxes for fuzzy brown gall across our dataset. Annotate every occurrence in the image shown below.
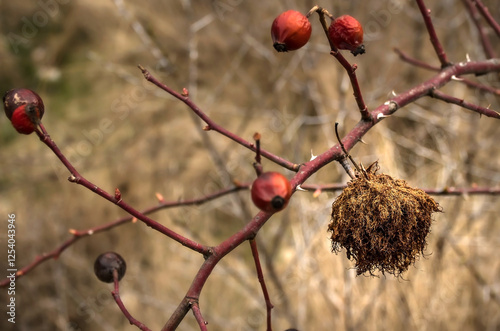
[251,172,292,212]
[329,162,441,276]
[271,10,312,52]
[328,15,365,56]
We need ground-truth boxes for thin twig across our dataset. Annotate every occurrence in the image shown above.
[299,184,500,195]
[429,88,500,118]
[138,65,300,172]
[472,0,500,38]
[416,0,452,67]
[394,48,500,95]
[0,185,247,287]
[335,122,361,174]
[250,239,274,331]
[34,128,210,255]
[161,58,500,330]
[394,48,441,71]
[463,0,497,59]
[191,302,208,331]
[112,270,152,331]
[309,6,370,120]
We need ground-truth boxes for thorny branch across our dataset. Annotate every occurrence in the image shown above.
[2,2,500,330]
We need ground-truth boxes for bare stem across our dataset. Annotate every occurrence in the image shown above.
[429,88,500,118]
[191,302,208,331]
[335,122,361,174]
[112,270,152,331]
[394,48,500,95]
[34,129,210,255]
[472,0,500,38]
[0,185,248,287]
[299,184,500,195]
[250,239,274,331]
[416,0,452,67]
[138,65,300,172]
[309,6,370,120]
[162,211,273,330]
[394,48,440,71]
[463,0,497,59]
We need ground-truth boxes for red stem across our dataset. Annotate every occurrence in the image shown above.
[0,185,248,287]
[191,302,208,331]
[112,270,152,331]
[415,0,452,67]
[463,0,497,59]
[250,239,274,331]
[162,210,272,330]
[35,129,210,255]
[430,88,500,118]
[138,66,299,172]
[394,48,500,95]
[309,6,370,120]
[472,0,500,38]
[156,58,500,328]
[299,184,500,195]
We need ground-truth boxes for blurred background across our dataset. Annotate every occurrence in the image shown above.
[0,0,499,330]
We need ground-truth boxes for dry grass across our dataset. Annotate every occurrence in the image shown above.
[0,1,499,330]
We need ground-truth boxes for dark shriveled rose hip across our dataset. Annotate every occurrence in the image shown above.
[94,252,127,283]
[328,15,365,56]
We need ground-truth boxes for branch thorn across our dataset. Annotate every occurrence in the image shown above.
[310,150,317,161]
[295,184,307,192]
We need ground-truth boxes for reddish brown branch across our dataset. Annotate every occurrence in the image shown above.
[458,78,500,95]
[138,65,299,172]
[394,48,500,95]
[463,0,497,59]
[162,211,273,330]
[429,88,500,118]
[35,129,210,255]
[0,185,248,287]
[300,184,500,195]
[154,57,500,329]
[394,48,440,71]
[472,0,500,38]
[191,302,208,331]
[250,239,274,331]
[416,0,452,67]
[112,270,152,331]
[309,6,370,120]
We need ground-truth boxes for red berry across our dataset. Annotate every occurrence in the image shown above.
[328,15,365,56]
[271,10,312,52]
[3,88,44,120]
[3,89,45,134]
[94,252,127,283]
[10,104,43,134]
[251,172,292,212]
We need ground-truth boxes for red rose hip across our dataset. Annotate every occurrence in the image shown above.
[271,10,312,52]
[3,88,44,120]
[328,15,365,56]
[3,88,45,134]
[10,104,43,134]
[251,172,292,212]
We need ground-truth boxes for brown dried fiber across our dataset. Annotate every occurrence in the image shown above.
[329,163,442,276]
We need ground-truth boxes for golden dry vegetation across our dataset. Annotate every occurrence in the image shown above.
[0,1,499,330]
